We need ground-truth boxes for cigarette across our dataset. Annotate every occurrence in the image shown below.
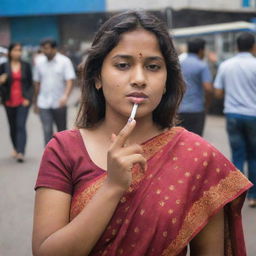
[129,103,138,121]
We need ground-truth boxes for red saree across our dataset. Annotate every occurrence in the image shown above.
[70,127,252,256]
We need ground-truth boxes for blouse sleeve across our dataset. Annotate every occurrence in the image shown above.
[35,133,73,194]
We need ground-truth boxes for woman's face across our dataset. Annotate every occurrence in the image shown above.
[10,45,22,60]
[99,28,167,121]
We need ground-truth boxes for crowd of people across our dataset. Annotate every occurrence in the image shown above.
[0,10,255,255]
[0,39,76,161]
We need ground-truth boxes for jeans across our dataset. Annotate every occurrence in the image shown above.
[178,112,205,136]
[226,114,256,199]
[5,105,30,154]
[39,107,67,146]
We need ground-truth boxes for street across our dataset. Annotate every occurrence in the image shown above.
[0,98,255,255]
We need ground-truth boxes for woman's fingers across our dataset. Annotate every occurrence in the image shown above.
[110,133,117,143]
[122,154,147,171]
[111,120,136,149]
[107,120,147,190]
[119,144,143,156]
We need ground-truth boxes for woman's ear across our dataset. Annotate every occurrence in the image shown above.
[95,78,102,90]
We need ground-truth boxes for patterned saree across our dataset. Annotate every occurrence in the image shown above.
[70,127,252,256]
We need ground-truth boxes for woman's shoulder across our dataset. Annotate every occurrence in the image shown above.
[163,127,210,148]
[177,128,224,158]
[47,129,80,150]
[52,129,80,142]
[21,60,31,68]
[179,128,213,146]
[44,129,82,167]
[176,129,243,179]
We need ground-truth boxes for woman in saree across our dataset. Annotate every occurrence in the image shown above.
[32,11,252,256]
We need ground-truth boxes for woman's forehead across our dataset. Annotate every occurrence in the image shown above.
[108,29,163,58]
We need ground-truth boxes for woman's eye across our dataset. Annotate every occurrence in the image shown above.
[147,64,160,71]
[115,63,130,70]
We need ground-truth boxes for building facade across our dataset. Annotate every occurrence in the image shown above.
[106,0,256,11]
[1,0,256,47]
[0,0,106,47]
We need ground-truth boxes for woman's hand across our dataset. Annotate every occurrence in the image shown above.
[22,99,30,107]
[0,73,7,84]
[106,120,146,192]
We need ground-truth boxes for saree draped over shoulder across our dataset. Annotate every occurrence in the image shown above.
[69,127,252,256]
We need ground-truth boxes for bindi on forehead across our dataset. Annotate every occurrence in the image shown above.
[138,53,143,58]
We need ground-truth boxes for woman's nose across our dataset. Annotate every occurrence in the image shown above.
[130,66,146,88]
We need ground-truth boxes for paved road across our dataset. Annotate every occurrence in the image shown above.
[0,102,255,255]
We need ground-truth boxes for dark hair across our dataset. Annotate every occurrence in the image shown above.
[40,38,57,48]
[187,38,206,54]
[8,42,22,60]
[237,32,255,52]
[76,10,185,129]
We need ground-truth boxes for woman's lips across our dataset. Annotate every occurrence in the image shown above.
[126,92,148,104]
[127,96,147,104]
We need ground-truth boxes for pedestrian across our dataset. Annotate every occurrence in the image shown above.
[178,38,213,136]
[214,32,256,208]
[33,39,76,146]
[33,11,252,256]
[0,43,33,162]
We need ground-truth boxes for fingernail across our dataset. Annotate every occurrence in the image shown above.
[128,117,133,123]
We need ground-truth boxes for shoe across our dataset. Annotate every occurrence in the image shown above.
[248,199,256,208]
[16,153,24,163]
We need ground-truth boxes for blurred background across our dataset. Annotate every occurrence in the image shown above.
[0,0,256,255]
[1,0,256,67]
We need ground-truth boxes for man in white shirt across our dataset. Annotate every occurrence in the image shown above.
[214,32,256,207]
[34,39,76,145]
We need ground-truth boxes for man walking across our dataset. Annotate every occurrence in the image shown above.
[34,39,76,145]
[179,38,213,136]
[214,32,256,207]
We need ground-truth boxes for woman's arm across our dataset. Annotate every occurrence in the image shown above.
[32,120,146,256]
[189,208,224,256]
[32,183,124,256]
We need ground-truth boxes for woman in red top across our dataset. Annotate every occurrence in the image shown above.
[33,11,252,256]
[0,43,33,162]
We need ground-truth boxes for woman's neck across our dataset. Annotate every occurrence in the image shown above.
[98,111,162,145]
[11,59,20,64]
[10,60,21,72]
